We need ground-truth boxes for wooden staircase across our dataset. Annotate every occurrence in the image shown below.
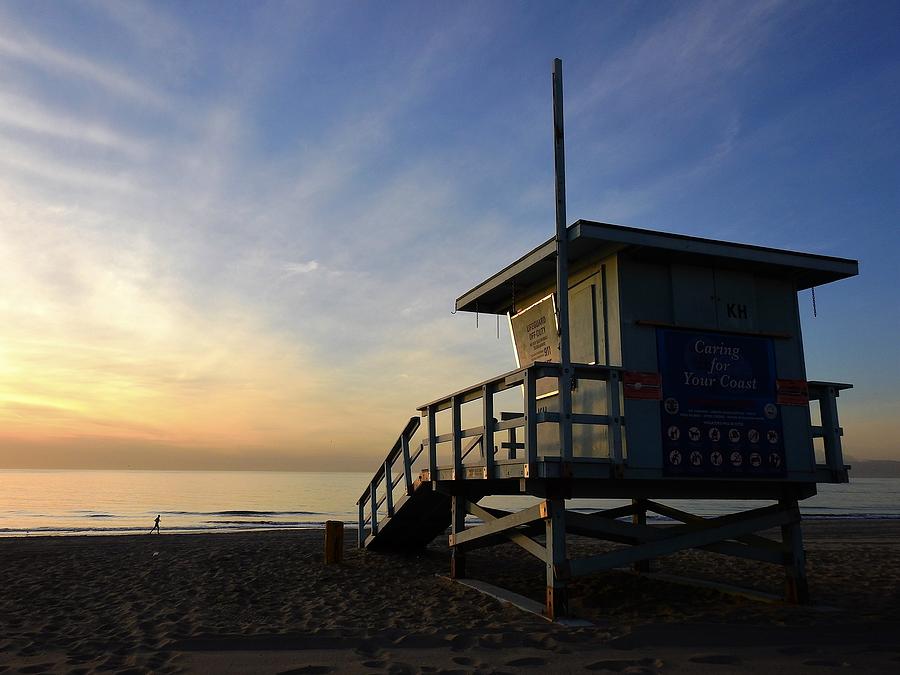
[358,417,460,550]
[363,475,450,550]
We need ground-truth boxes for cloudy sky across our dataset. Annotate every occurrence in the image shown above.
[0,0,897,470]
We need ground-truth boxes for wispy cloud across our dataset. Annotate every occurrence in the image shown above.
[85,0,194,61]
[0,28,171,110]
[0,91,147,156]
[282,260,320,277]
[0,135,142,194]
[575,0,785,117]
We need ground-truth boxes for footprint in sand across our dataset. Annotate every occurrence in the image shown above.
[450,634,477,651]
[276,668,333,675]
[505,657,547,667]
[584,658,662,672]
[17,665,58,674]
[689,654,742,665]
[778,645,816,655]
[802,659,847,667]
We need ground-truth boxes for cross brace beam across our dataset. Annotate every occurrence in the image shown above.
[456,500,548,561]
[445,496,811,621]
[567,503,798,578]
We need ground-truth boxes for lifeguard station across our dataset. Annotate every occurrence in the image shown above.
[356,61,857,619]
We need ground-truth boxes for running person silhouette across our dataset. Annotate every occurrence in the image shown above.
[152,514,161,535]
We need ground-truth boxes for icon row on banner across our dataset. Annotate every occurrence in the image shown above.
[664,398,778,420]
[667,448,783,469]
[666,425,778,445]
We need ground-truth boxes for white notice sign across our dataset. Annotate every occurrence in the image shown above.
[510,294,559,367]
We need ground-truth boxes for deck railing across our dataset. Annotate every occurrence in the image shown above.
[809,380,851,482]
[416,361,625,480]
[356,361,624,546]
[357,368,852,545]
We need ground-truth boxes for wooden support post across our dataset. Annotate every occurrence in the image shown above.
[400,434,413,495]
[524,370,538,472]
[483,383,495,478]
[450,495,467,579]
[427,406,438,480]
[383,460,394,517]
[502,412,519,460]
[357,501,365,548]
[324,520,344,564]
[632,498,651,573]
[779,498,809,604]
[369,482,378,535]
[819,386,844,473]
[608,370,623,463]
[451,396,462,479]
[544,498,568,619]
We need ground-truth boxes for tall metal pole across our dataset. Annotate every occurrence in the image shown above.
[552,58,573,461]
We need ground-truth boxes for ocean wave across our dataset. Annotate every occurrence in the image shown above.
[205,520,318,526]
[0,521,358,536]
[804,513,900,520]
[157,510,325,517]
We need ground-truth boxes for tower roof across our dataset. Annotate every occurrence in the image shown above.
[455,220,858,315]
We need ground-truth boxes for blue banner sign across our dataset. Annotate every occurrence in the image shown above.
[657,329,786,477]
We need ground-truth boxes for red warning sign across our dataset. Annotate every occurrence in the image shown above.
[776,379,809,406]
[623,371,662,400]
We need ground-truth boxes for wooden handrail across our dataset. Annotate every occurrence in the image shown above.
[358,416,420,505]
[416,362,621,413]
[412,361,627,487]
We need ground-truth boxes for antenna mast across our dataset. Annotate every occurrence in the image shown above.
[552,58,573,461]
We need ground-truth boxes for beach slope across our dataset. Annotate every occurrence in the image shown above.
[1,521,898,673]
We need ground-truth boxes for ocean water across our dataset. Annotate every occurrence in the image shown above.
[0,470,370,536]
[0,470,898,536]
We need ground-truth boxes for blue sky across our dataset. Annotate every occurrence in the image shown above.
[0,0,897,469]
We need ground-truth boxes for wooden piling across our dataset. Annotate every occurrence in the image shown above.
[544,498,569,620]
[324,520,344,564]
[450,495,467,579]
[632,498,651,573]
[779,498,809,603]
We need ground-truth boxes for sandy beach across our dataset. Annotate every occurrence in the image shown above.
[1,520,898,673]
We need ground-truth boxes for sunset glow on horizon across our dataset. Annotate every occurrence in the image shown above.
[0,1,898,470]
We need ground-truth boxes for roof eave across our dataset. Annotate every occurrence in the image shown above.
[455,220,859,315]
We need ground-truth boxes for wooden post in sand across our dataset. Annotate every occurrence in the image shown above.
[779,498,809,603]
[324,520,344,564]
[544,498,569,620]
[450,495,467,579]
[632,498,651,573]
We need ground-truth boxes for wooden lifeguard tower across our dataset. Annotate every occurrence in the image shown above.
[356,60,857,619]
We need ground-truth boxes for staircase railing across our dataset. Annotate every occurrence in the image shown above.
[356,416,422,548]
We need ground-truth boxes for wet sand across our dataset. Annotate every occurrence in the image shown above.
[1,520,898,673]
